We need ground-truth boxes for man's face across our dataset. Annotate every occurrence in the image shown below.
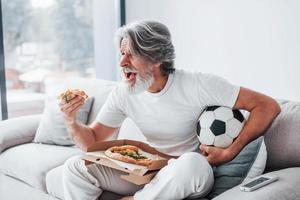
[119,39,154,94]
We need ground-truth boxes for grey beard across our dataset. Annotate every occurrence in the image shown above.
[122,73,154,95]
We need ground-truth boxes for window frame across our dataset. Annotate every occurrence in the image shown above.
[0,0,8,120]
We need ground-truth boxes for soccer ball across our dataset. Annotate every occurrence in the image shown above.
[196,106,246,148]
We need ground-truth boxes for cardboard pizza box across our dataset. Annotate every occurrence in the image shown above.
[81,139,174,185]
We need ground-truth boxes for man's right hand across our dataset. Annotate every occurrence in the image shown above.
[59,94,85,123]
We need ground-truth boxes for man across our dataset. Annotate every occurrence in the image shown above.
[60,20,281,200]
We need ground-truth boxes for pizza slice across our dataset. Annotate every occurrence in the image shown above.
[59,89,88,103]
[104,145,152,166]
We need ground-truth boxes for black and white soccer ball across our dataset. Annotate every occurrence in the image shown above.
[196,106,246,148]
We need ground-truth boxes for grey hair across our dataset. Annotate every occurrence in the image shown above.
[115,20,176,76]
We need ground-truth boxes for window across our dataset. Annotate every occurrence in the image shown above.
[2,0,95,118]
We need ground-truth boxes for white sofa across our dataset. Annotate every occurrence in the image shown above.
[0,77,300,200]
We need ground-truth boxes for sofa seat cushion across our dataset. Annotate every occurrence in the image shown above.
[213,167,300,200]
[0,143,83,191]
[0,173,58,200]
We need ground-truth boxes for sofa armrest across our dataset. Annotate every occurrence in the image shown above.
[0,114,41,153]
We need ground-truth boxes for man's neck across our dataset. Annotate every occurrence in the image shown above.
[147,70,169,93]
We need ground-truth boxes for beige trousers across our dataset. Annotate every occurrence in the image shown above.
[63,152,214,200]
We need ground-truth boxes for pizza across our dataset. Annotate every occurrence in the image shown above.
[59,89,88,103]
[104,145,152,166]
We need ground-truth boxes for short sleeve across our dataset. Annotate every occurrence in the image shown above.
[196,73,240,108]
[96,86,127,128]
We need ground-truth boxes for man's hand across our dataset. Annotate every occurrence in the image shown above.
[58,92,118,151]
[59,95,85,123]
[199,144,233,166]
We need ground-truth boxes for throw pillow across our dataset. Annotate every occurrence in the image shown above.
[244,138,267,181]
[206,136,265,199]
[34,95,94,146]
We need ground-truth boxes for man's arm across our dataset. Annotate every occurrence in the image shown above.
[65,120,118,151]
[60,95,118,151]
[200,87,281,166]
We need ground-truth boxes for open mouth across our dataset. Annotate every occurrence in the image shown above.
[125,72,137,80]
[123,68,138,81]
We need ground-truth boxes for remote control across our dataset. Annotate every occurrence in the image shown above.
[240,175,279,192]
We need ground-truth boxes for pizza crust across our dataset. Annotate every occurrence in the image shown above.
[105,145,152,166]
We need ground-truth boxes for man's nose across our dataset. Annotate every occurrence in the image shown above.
[120,55,130,68]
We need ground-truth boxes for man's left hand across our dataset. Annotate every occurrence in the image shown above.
[199,144,234,166]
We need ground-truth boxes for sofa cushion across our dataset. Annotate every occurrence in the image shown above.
[0,143,83,191]
[0,114,41,153]
[207,136,264,199]
[0,173,58,200]
[212,167,300,200]
[264,100,300,171]
[34,96,94,146]
[244,139,267,181]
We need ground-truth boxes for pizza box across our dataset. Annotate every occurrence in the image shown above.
[81,139,174,185]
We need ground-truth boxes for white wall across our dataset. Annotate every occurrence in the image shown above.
[126,0,300,101]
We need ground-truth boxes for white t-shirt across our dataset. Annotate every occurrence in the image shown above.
[96,69,240,156]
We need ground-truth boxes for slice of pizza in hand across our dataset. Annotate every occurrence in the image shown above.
[59,89,88,103]
[105,145,152,166]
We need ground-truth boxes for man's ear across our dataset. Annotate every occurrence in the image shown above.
[154,63,161,68]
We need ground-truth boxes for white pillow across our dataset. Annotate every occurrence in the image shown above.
[34,95,94,146]
[244,139,267,181]
[241,110,267,181]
